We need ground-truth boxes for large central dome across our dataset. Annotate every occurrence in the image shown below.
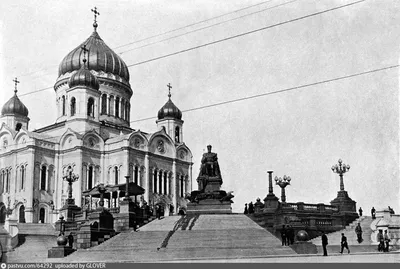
[58,31,130,84]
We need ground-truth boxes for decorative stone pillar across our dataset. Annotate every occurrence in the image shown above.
[144,155,149,203]
[172,161,177,213]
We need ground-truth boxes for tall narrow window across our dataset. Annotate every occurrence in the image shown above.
[6,170,10,193]
[0,171,4,193]
[40,165,47,191]
[121,100,125,120]
[70,97,76,116]
[180,176,184,197]
[21,166,25,190]
[163,172,167,194]
[101,94,107,115]
[109,96,114,116]
[134,166,138,184]
[159,171,162,194]
[62,96,66,116]
[114,166,118,185]
[88,166,93,189]
[87,98,94,117]
[115,97,120,118]
[175,126,180,143]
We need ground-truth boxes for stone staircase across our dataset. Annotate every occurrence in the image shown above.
[18,223,55,235]
[5,235,56,262]
[55,214,296,262]
[310,216,375,253]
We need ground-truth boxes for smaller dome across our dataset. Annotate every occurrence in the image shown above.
[1,92,29,117]
[157,97,182,120]
[68,64,99,90]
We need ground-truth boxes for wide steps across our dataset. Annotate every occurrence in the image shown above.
[57,214,295,262]
[18,223,55,235]
[6,235,56,262]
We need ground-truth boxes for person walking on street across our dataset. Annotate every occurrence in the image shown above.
[371,207,376,219]
[244,203,248,214]
[321,231,328,256]
[280,225,287,246]
[340,233,350,254]
[358,207,363,217]
[355,223,363,243]
[377,230,384,252]
[384,230,390,252]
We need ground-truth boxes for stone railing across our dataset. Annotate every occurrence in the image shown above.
[281,202,339,213]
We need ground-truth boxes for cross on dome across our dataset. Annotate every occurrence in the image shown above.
[167,83,172,98]
[13,77,20,94]
[91,7,100,31]
[81,44,89,65]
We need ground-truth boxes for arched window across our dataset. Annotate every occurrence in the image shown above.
[180,176,184,197]
[109,95,114,116]
[158,171,163,194]
[115,97,120,118]
[121,99,125,120]
[114,166,118,185]
[62,95,66,116]
[0,171,3,193]
[40,165,47,191]
[175,126,180,143]
[101,94,107,115]
[70,97,76,116]
[21,165,25,190]
[88,166,93,189]
[19,205,26,223]
[39,208,45,223]
[87,97,95,117]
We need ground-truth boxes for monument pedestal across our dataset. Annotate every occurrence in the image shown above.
[187,199,232,214]
[47,246,74,258]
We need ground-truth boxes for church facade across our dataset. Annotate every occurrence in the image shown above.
[0,20,193,225]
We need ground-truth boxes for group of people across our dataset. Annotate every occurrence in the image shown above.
[376,230,391,252]
[243,202,254,214]
[321,232,350,256]
[280,225,295,246]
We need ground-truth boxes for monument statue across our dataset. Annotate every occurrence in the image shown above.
[186,144,234,214]
[198,145,223,192]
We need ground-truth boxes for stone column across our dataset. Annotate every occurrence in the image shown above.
[144,154,149,203]
[24,150,35,223]
[172,161,177,213]
[188,164,192,193]
[107,95,110,116]
[160,170,164,195]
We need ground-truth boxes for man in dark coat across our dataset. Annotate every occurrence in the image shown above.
[67,233,74,248]
[280,225,287,246]
[340,233,350,254]
[244,203,248,214]
[286,225,294,245]
[358,207,363,217]
[355,223,363,243]
[248,202,254,214]
[321,231,328,256]
[371,207,376,219]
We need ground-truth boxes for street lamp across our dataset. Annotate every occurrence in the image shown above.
[275,175,291,203]
[63,166,79,206]
[331,159,350,191]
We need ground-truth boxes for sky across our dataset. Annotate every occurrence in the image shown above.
[0,0,399,213]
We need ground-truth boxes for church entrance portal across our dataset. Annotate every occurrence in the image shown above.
[19,205,26,223]
[39,208,45,223]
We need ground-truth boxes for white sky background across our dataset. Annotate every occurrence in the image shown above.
[0,0,399,213]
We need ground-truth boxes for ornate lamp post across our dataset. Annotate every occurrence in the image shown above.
[96,183,106,210]
[63,166,79,206]
[275,175,291,203]
[331,159,350,191]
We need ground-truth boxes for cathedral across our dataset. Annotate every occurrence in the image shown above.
[0,15,193,225]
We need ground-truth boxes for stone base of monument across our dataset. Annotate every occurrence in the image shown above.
[48,246,75,258]
[291,241,317,254]
[187,199,232,214]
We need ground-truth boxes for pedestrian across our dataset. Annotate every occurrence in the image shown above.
[371,207,376,219]
[248,202,254,214]
[340,233,350,254]
[67,233,74,248]
[321,231,328,256]
[384,230,390,252]
[355,223,363,243]
[244,203,248,214]
[280,225,287,246]
[377,230,384,252]
[287,225,294,245]
[358,207,363,217]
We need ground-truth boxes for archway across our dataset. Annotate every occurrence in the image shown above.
[19,205,26,223]
[0,206,6,223]
[39,208,45,223]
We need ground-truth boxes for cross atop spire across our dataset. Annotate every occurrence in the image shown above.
[167,83,172,98]
[81,44,89,66]
[12,77,20,94]
[91,7,100,31]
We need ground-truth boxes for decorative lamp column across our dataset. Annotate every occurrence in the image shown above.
[63,166,79,206]
[124,175,132,201]
[97,183,106,210]
[275,175,291,203]
[331,159,350,191]
[268,171,274,194]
